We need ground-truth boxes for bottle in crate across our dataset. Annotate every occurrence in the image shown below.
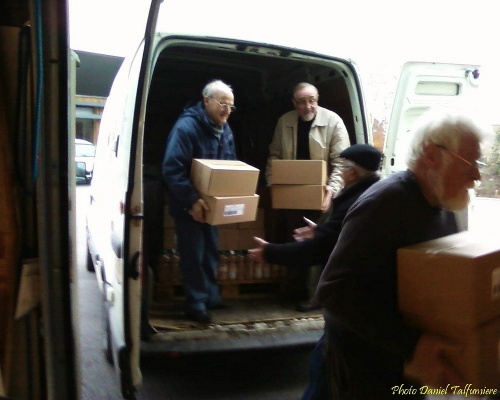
[244,250,254,280]
[254,259,262,280]
[271,263,280,279]
[157,250,172,283]
[227,250,237,280]
[262,261,271,280]
[236,250,245,281]
[218,250,228,281]
[171,250,180,283]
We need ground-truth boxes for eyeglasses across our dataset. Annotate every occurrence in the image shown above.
[209,96,236,112]
[293,96,318,107]
[435,144,486,169]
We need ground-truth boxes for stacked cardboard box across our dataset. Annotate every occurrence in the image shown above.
[218,208,266,250]
[398,231,500,388]
[270,160,326,210]
[191,159,260,225]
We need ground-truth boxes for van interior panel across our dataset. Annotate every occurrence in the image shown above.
[141,38,358,346]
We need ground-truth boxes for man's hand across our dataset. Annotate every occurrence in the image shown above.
[188,198,209,223]
[293,217,317,241]
[248,237,269,262]
[321,186,334,212]
[404,333,465,388]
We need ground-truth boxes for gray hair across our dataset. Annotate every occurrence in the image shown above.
[406,109,494,168]
[202,79,233,97]
[292,82,319,99]
[344,160,379,179]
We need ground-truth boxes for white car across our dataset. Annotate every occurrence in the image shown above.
[75,138,96,183]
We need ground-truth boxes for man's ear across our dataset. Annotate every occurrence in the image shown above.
[422,142,441,169]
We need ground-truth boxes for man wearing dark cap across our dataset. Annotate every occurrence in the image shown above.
[249,143,382,400]
[250,143,382,275]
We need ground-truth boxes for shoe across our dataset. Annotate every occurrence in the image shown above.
[296,300,321,312]
[207,302,231,310]
[185,310,212,324]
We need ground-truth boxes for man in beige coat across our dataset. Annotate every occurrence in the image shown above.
[265,82,350,311]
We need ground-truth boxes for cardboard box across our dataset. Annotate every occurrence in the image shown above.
[398,231,500,327]
[403,316,500,389]
[271,185,324,210]
[191,159,259,196]
[202,194,259,226]
[218,227,241,250]
[272,160,326,185]
[237,208,265,230]
[235,229,266,249]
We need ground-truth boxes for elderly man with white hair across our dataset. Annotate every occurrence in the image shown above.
[317,109,494,399]
[163,79,236,324]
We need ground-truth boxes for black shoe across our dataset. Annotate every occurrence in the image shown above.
[185,310,212,324]
[207,302,231,310]
[296,300,321,312]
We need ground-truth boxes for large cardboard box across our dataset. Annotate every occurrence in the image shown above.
[272,159,326,185]
[191,159,259,196]
[202,194,259,226]
[405,317,500,389]
[271,185,324,210]
[218,226,241,250]
[398,231,500,327]
[237,208,265,230]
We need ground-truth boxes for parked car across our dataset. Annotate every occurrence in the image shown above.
[75,138,96,183]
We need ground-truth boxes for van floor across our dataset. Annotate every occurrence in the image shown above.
[148,298,323,332]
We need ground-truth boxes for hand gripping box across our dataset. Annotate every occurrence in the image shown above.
[397,231,500,327]
[398,231,500,388]
[271,159,326,185]
[191,159,259,196]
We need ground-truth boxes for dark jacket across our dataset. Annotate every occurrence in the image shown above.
[317,170,458,399]
[263,175,380,267]
[162,101,236,217]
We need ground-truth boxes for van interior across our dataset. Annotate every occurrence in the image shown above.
[139,37,367,347]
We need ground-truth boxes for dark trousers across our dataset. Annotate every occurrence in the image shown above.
[301,334,331,400]
[273,209,322,301]
[325,330,425,400]
[174,214,222,313]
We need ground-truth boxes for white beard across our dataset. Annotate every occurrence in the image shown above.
[301,113,315,122]
[434,173,471,211]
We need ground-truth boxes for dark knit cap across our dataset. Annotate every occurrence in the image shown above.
[340,144,382,171]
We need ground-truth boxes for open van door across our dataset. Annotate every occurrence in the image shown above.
[382,61,481,231]
[382,61,481,175]
[86,1,162,398]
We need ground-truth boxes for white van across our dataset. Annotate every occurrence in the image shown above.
[75,138,96,183]
[85,1,480,397]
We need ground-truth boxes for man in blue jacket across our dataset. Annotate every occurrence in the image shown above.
[162,79,236,324]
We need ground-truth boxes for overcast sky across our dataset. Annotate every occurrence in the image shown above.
[69,0,500,123]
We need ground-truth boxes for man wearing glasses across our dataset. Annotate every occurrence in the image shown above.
[317,110,494,399]
[265,82,351,311]
[162,79,236,324]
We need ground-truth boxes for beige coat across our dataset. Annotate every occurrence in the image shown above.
[265,106,350,195]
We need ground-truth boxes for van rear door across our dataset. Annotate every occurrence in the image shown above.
[382,61,481,175]
[92,1,162,398]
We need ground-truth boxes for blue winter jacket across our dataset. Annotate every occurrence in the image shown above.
[162,101,237,217]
